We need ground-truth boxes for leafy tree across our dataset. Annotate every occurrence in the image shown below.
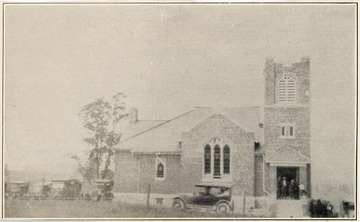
[78,92,127,179]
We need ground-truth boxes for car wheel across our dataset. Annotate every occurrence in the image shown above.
[172,199,185,210]
[216,202,231,214]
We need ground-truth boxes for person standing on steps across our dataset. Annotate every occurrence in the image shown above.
[280,177,287,199]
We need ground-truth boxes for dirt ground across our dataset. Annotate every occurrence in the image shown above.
[4,198,258,218]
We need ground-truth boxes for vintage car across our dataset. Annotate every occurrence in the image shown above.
[31,182,52,196]
[309,199,338,218]
[6,181,30,198]
[171,183,234,214]
[50,179,82,197]
[84,179,114,201]
[339,200,355,218]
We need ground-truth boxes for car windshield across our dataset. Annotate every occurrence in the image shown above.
[194,186,229,196]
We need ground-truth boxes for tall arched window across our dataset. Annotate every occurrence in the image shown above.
[223,145,230,174]
[278,76,296,102]
[214,145,221,178]
[204,145,211,174]
[203,139,231,180]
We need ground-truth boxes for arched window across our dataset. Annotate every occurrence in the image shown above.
[156,162,164,178]
[203,140,231,180]
[155,157,166,180]
[278,76,296,102]
[223,145,230,174]
[214,145,221,178]
[204,145,211,174]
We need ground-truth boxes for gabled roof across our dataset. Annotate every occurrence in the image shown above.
[113,107,262,154]
[119,120,166,141]
[266,146,310,163]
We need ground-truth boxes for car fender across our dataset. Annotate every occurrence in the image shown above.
[172,196,188,208]
[216,200,233,211]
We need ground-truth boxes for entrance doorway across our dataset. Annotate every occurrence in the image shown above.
[277,167,299,199]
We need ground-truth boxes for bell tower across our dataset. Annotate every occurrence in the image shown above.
[263,58,312,198]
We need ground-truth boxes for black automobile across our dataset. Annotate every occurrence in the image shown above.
[339,200,355,218]
[309,199,338,218]
[50,179,82,197]
[84,179,114,201]
[5,181,29,199]
[171,183,234,214]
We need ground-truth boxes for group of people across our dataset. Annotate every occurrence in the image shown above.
[277,177,306,199]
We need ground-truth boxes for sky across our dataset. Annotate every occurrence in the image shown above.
[4,4,356,198]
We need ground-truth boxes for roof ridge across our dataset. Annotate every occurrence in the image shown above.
[138,119,167,122]
[116,109,195,145]
[194,106,260,109]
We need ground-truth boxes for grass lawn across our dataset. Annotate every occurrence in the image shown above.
[5,199,260,218]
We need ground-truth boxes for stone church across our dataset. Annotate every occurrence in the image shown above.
[112,58,311,206]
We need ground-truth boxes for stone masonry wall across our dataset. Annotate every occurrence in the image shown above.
[113,151,181,194]
[264,106,310,157]
[264,57,310,106]
[113,151,138,193]
[179,114,256,196]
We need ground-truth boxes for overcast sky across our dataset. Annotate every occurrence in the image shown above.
[4,4,356,195]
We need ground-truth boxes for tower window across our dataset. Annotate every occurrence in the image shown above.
[278,76,296,102]
[279,124,296,139]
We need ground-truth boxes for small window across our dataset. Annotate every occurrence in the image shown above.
[155,157,166,180]
[156,163,164,178]
[156,198,164,205]
[279,124,295,139]
[281,126,286,136]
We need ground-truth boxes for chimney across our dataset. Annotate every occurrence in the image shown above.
[128,108,138,124]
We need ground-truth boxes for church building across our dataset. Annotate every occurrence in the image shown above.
[112,58,311,206]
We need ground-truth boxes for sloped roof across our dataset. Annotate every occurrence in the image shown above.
[266,146,310,163]
[113,107,261,153]
[119,120,166,141]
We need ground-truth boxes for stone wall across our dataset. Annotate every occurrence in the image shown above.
[180,113,256,196]
[264,57,310,106]
[264,106,310,157]
[113,151,181,194]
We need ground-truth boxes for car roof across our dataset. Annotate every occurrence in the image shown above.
[9,181,28,184]
[195,182,233,188]
[93,179,111,183]
[51,179,80,182]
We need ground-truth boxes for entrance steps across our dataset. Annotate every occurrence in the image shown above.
[275,199,309,218]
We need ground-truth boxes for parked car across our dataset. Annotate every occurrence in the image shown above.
[50,179,82,197]
[171,183,234,214]
[31,182,52,196]
[6,181,29,199]
[84,179,114,201]
[309,199,337,218]
[339,200,355,218]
